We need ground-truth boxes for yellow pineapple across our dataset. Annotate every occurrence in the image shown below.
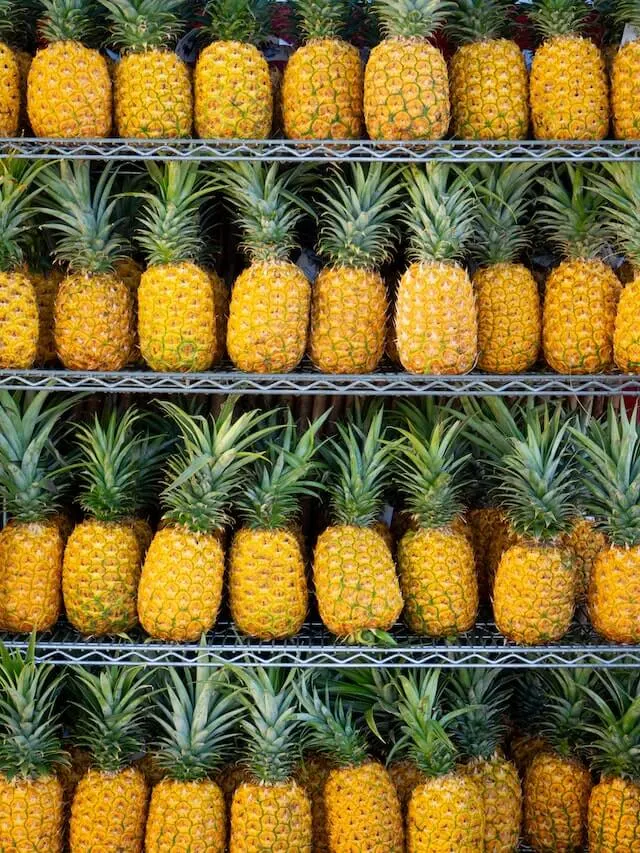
[29,263,64,366]
[28,0,112,138]
[0,3,26,137]
[388,759,427,817]
[295,754,333,853]
[283,0,363,139]
[560,516,606,601]
[610,1,640,138]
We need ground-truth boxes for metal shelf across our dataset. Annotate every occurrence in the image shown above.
[3,619,639,668]
[3,137,640,162]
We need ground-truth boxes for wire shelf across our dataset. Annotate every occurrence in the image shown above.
[3,619,639,668]
[3,138,640,162]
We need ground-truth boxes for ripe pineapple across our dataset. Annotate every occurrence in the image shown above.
[138,399,271,641]
[527,0,609,140]
[38,161,134,371]
[27,0,112,138]
[610,0,640,138]
[470,164,541,374]
[313,404,404,642]
[295,753,333,853]
[231,668,312,852]
[69,667,151,853]
[29,262,64,366]
[560,516,606,601]
[540,165,621,374]
[365,0,451,140]
[283,0,363,139]
[135,162,217,372]
[396,165,478,374]
[0,639,66,853]
[388,759,427,817]
[396,400,479,637]
[0,1,25,136]
[230,411,327,639]
[195,0,272,139]
[447,669,522,853]
[0,391,76,632]
[448,0,529,140]
[310,163,400,374]
[219,162,312,373]
[145,657,240,853]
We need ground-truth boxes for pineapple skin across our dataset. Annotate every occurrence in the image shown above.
[465,755,522,853]
[295,754,333,853]
[324,762,404,853]
[588,545,640,644]
[0,42,20,136]
[398,527,478,637]
[283,39,363,140]
[313,524,403,638]
[450,39,529,141]
[70,767,148,853]
[588,777,640,853]
[227,259,310,373]
[0,270,39,368]
[114,257,144,366]
[145,778,226,853]
[475,263,541,374]
[62,520,142,637]
[138,261,216,373]
[309,266,387,374]
[530,36,609,140]
[195,41,272,139]
[137,525,225,642]
[209,269,229,366]
[29,266,64,366]
[28,41,112,138]
[614,276,640,373]
[229,527,307,639]
[559,517,606,602]
[510,733,549,779]
[230,780,312,853]
[493,542,575,645]
[55,271,133,371]
[407,773,484,853]
[364,39,449,141]
[524,752,591,853]
[468,507,505,601]
[115,50,192,139]
[396,261,477,375]
[388,759,427,816]
[543,258,621,375]
[0,520,63,632]
[0,774,64,853]
[612,41,640,140]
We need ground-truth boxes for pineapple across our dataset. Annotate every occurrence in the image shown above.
[38,161,134,371]
[388,759,427,816]
[395,165,478,374]
[145,656,240,853]
[309,163,401,374]
[137,399,271,642]
[231,668,312,852]
[610,0,640,138]
[448,0,529,140]
[560,516,606,602]
[0,639,66,853]
[396,400,479,637]
[447,669,522,853]
[135,162,217,372]
[0,391,76,632]
[0,1,26,136]
[313,403,404,642]
[29,262,64,367]
[470,164,541,374]
[365,0,451,140]
[100,0,192,138]
[69,667,151,853]
[230,410,327,640]
[296,673,404,852]
[527,0,609,140]
[218,162,312,373]
[27,0,112,138]
[195,0,273,139]
[540,165,621,374]
[295,753,333,853]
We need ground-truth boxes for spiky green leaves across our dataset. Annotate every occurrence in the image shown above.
[202,0,273,43]
[99,0,188,52]
[39,0,103,47]
[0,160,45,273]
[581,671,640,782]
[446,669,511,761]
[610,0,640,29]
[590,163,640,268]
[373,0,455,39]
[527,0,592,38]
[536,669,594,759]
[447,0,515,43]
[294,0,349,40]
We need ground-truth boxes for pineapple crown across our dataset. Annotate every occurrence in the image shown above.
[527,0,592,38]
[235,668,304,783]
[0,391,77,522]
[611,0,640,29]
[159,398,274,533]
[39,0,104,45]
[201,0,273,43]
[316,163,402,270]
[537,669,594,759]
[445,669,511,762]
[373,0,455,39]
[590,164,640,267]
[569,403,640,548]
[99,0,188,52]
[38,161,127,275]
[447,0,515,44]
[71,666,152,773]
[395,400,472,530]
[511,669,550,734]
[0,0,28,46]
[236,410,328,530]
[293,0,349,40]
[0,160,45,274]
[0,637,67,780]
[581,671,640,782]
[402,164,477,264]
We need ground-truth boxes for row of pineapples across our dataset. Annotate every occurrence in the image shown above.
[2,650,640,853]
[3,157,640,377]
[2,0,640,143]
[1,390,638,648]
